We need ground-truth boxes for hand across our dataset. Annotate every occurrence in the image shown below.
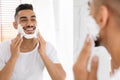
[37,32,46,55]
[73,35,98,80]
[10,33,23,59]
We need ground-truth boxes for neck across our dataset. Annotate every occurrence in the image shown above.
[100,21,120,75]
[102,39,120,73]
[20,37,38,52]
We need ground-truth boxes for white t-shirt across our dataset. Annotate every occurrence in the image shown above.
[0,40,59,80]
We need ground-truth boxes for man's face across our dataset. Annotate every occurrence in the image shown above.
[16,10,37,34]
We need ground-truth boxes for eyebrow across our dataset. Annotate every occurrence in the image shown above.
[20,15,36,20]
[20,16,27,19]
[31,15,36,18]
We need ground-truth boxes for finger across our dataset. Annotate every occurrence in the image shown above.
[17,33,21,37]
[17,38,23,48]
[15,33,21,39]
[88,56,98,80]
[14,33,22,46]
[77,34,93,67]
[73,35,93,80]
[37,32,45,42]
[15,38,23,47]
[81,34,92,56]
[73,63,88,80]
[37,33,41,48]
[13,33,21,44]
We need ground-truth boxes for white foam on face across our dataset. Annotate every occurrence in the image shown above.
[18,24,38,39]
[85,16,100,41]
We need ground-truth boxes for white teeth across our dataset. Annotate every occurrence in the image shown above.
[26,28,33,30]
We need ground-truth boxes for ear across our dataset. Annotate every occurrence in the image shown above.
[13,22,18,29]
[97,6,109,29]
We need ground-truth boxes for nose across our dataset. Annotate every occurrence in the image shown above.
[26,20,34,27]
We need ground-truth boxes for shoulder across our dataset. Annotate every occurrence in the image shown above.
[46,42,58,54]
[46,42,53,48]
[0,40,11,49]
[46,42,56,51]
[0,40,11,58]
[45,42,60,63]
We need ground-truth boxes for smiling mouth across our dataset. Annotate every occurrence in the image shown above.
[23,27,36,34]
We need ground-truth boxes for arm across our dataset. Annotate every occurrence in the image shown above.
[40,52,66,80]
[0,34,23,80]
[37,32,66,80]
[73,35,98,80]
[0,56,18,80]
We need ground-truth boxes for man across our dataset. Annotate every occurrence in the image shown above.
[0,4,66,80]
[73,0,120,80]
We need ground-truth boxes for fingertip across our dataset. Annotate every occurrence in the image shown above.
[85,34,92,45]
[20,35,23,38]
[91,56,99,72]
[92,56,98,63]
[86,34,90,42]
[37,32,40,37]
[89,56,98,80]
[38,31,40,34]
[17,33,21,37]
[18,32,21,35]
[83,34,93,51]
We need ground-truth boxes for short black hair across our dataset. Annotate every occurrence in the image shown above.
[14,4,33,19]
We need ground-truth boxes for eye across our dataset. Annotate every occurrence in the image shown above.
[31,19,36,21]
